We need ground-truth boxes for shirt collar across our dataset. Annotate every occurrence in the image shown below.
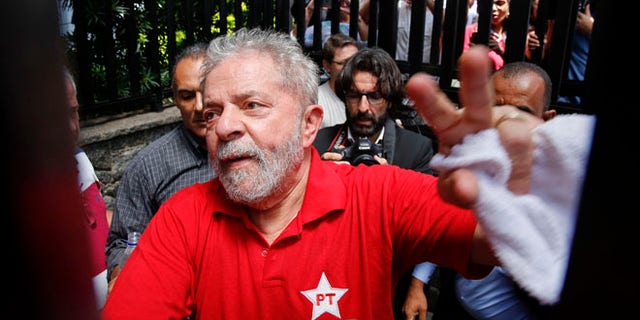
[178,124,209,160]
[210,148,348,235]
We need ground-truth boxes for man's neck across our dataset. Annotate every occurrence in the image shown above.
[248,152,311,245]
[328,78,337,93]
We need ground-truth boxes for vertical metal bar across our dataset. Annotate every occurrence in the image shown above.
[166,0,178,73]
[235,0,245,30]
[126,1,141,97]
[103,0,118,99]
[275,0,289,32]
[408,0,427,67]
[203,0,213,39]
[503,0,531,63]
[439,0,465,96]
[430,0,445,65]
[367,0,379,47]
[546,0,579,104]
[219,0,229,35]
[72,0,95,105]
[376,0,396,53]
[185,0,196,44]
[145,0,163,111]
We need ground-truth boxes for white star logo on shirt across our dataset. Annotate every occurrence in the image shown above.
[301,272,348,320]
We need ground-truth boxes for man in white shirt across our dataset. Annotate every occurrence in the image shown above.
[396,0,436,64]
[318,33,360,128]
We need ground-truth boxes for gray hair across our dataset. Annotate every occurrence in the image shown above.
[203,28,319,106]
[63,66,77,94]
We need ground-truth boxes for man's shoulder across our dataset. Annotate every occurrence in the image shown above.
[395,125,434,144]
[131,125,187,160]
[121,125,190,174]
[161,179,221,214]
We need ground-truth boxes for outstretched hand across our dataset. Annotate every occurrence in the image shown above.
[406,46,494,156]
[405,46,542,208]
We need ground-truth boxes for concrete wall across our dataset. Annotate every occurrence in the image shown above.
[79,106,182,210]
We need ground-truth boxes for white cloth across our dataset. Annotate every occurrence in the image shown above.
[430,114,596,305]
[76,150,100,192]
[318,81,347,129]
[92,269,108,309]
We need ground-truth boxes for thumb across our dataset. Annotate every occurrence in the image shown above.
[437,169,479,209]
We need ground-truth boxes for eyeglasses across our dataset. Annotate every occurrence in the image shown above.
[344,91,386,106]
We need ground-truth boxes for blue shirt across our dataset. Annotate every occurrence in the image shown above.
[304,21,364,48]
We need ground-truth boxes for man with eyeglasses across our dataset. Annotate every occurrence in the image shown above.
[318,33,360,129]
[313,47,438,318]
[314,47,436,174]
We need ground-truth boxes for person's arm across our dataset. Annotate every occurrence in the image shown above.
[291,0,315,38]
[105,162,157,292]
[402,262,437,320]
[575,4,594,37]
[405,47,542,264]
[405,45,595,304]
[357,14,369,41]
[103,202,194,318]
[357,0,371,39]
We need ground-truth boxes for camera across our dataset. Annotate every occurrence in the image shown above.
[332,137,384,166]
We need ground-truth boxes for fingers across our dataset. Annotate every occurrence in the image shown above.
[320,152,343,161]
[458,46,494,130]
[437,169,479,209]
[492,106,543,195]
[406,46,495,155]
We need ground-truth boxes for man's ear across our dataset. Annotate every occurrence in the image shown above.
[302,104,324,147]
[322,59,331,74]
[542,109,557,122]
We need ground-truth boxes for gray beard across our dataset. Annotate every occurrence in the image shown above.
[212,119,304,206]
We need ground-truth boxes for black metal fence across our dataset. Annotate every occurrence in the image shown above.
[61,0,592,121]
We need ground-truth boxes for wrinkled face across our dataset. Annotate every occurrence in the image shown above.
[492,0,509,26]
[493,72,546,118]
[174,56,206,142]
[325,44,359,83]
[344,71,388,137]
[202,53,305,205]
[65,78,80,145]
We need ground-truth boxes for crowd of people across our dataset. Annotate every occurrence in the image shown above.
[58,3,597,318]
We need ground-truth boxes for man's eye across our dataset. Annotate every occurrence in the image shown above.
[203,110,219,121]
[180,93,196,100]
[345,93,359,100]
[515,106,535,115]
[369,92,383,100]
[246,102,262,109]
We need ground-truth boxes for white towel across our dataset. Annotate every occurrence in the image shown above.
[430,114,595,305]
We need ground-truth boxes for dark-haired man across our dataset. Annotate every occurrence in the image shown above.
[105,43,216,294]
[313,47,436,175]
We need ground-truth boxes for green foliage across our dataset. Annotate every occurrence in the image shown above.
[62,0,252,107]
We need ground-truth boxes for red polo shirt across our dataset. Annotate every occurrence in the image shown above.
[103,149,486,320]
